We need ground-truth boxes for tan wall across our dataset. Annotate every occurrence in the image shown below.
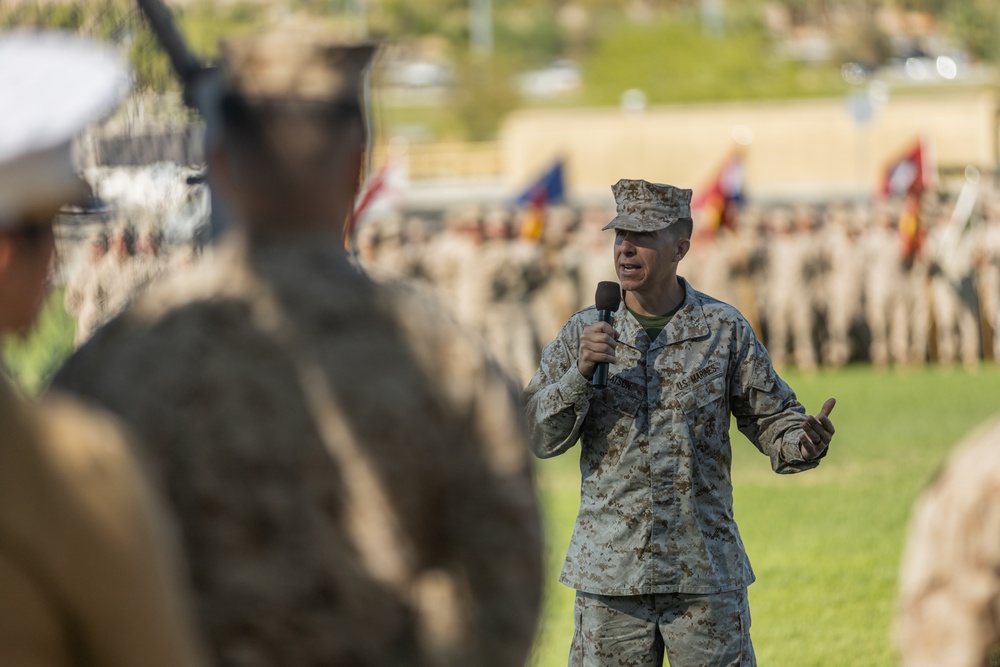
[500,91,1000,204]
[374,141,502,180]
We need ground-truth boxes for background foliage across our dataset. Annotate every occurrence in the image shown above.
[3,290,76,395]
[2,0,997,139]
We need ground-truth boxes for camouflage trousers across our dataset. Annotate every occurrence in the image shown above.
[569,588,755,667]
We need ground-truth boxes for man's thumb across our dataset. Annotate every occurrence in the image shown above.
[819,398,837,418]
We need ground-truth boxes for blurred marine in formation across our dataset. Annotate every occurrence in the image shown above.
[53,28,543,667]
[0,31,207,667]
[524,179,837,667]
[896,415,1000,667]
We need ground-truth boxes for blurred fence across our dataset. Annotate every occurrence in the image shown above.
[373,141,502,180]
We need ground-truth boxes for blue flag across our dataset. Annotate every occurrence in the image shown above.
[515,160,566,207]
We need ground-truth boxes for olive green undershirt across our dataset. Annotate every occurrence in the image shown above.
[627,294,685,342]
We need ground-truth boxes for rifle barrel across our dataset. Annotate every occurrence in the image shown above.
[134,0,203,84]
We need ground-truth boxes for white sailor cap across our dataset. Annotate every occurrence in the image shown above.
[0,31,129,229]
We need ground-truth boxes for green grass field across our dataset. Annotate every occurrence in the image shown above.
[2,289,75,395]
[529,364,1000,667]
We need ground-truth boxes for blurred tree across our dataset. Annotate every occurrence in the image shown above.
[583,15,845,105]
[942,0,1000,62]
[452,55,519,139]
[855,0,998,62]
[375,0,468,43]
[778,0,833,26]
[495,6,563,66]
[832,1,894,67]
[0,0,265,93]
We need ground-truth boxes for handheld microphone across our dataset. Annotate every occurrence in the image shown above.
[592,281,621,388]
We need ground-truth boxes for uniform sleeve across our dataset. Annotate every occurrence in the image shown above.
[0,397,208,667]
[522,317,594,459]
[728,320,820,474]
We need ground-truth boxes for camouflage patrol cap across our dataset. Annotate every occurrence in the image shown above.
[602,179,693,233]
[218,30,376,106]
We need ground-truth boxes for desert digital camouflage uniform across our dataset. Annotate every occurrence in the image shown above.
[65,232,109,347]
[135,222,170,289]
[926,212,980,367]
[818,204,864,367]
[525,179,831,667]
[762,208,817,369]
[571,588,753,667]
[477,213,545,385]
[685,227,752,307]
[896,415,1000,667]
[53,30,542,667]
[525,278,820,665]
[862,209,910,366]
[78,226,158,344]
[531,205,581,347]
[978,209,1000,361]
[525,278,819,596]
[357,214,415,283]
[54,232,543,667]
[739,213,771,338]
[422,207,483,326]
[400,215,438,288]
[899,201,932,366]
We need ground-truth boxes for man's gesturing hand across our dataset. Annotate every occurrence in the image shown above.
[799,398,836,460]
[578,321,618,381]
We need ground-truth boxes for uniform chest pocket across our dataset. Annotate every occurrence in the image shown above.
[679,374,727,414]
[593,386,642,418]
[582,387,642,470]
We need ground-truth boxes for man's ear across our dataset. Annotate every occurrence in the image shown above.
[675,238,691,262]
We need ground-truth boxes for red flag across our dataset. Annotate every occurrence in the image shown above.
[882,138,935,197]
[692,151,745,236]
[345,155,408,250]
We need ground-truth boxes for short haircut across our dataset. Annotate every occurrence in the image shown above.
[673,217,693,240]
[218,94,365,188]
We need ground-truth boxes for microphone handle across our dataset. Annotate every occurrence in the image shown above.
[591,309,614,388]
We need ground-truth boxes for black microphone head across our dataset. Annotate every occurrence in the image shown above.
[595,281,621,311]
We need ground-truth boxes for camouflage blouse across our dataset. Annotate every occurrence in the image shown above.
[524,279,822,595]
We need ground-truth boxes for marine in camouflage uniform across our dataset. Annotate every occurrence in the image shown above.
[818,203,864,367]
[862,207,911,367]
[896,415,1000,667]
[524,179,836,667]
[78,222,154,345]
[64,228,109,347]
[53,30,542,667]
[423,206,484,327]
[762,207,818,370]
[925,207,980,368]
[979,204,1000,361]
[478,209,545,386]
